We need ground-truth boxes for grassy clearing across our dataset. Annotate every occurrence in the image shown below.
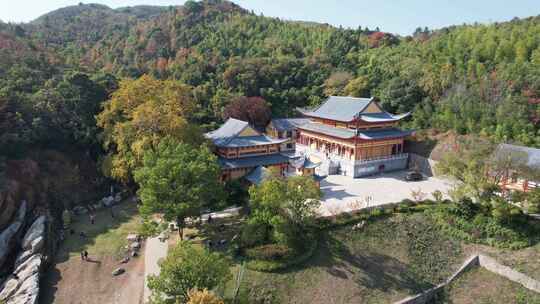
[225,213,465,304]
[435,267,540,304]
[59,201,142,260]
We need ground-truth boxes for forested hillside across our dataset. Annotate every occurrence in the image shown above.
[1,0,540,169]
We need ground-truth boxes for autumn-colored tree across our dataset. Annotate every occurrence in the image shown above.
[187,289,224,304]
[222,96,271,128]
[96,75,205,181]
[344,76,371,98]
[323,71,353,96]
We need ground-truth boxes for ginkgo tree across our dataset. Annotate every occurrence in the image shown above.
[97,75,205,182]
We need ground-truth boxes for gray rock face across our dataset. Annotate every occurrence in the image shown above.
[0,254,42,303]
[0,277,19,301]
[13,250,32,269]
[6,272,40,304]
[21,216,46,250]
[0,201,27,269]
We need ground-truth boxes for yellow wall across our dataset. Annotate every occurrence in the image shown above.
[238,126,260,137]
[362,101,383,114]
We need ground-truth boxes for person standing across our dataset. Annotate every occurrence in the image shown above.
[83,250,88,261]
[80,251,85,261]
[90,213,95,225]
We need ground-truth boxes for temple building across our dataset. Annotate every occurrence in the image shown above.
[265,118,311,152]
[205,118,290,181]
[296,96,413,178]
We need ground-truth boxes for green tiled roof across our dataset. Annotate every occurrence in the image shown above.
[270,118,311,131]
[206,118,287,147]
[299,122,357,139]
[218,154,290,169]
[299,122,412,140]
[244,166,270,185]
[304,96,373,122]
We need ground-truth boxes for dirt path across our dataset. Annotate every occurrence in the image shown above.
[143,236,168,303]
[40,252,145,304]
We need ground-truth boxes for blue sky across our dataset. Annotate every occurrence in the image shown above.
[1,0,539,35]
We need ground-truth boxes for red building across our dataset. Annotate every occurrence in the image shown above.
[296,96,413,177]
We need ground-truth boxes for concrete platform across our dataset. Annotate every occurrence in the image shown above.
[318,170,453,216]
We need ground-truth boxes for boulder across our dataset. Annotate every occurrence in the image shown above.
[112,268,125,276]
[102,196,115,207]
[130,242,141,251]
[0,201,27,269]
[73,206,87,215]
[21,216,46,250]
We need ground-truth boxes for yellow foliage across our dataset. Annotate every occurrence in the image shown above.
[186,289,224,304]
[96,75,205,181]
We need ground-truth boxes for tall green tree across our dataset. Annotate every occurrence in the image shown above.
[147,241,231,304]
[247,173,321,246]
[134,138,223,239]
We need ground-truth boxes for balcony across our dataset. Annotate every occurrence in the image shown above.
[296,144,408,165]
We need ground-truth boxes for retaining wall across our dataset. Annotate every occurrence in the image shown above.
[393,254,540,304]
[408,153,438,177]
[394,255,479,304]
[479,255,540,293]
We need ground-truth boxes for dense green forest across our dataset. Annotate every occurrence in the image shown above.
[2,0,540,174]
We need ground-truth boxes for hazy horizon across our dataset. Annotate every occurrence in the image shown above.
[1,0,539,35]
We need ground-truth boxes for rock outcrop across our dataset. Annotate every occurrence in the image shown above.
[0,201,27,270]
[21,216,46,250]
[0,254,43,304]
[0,213,47,304]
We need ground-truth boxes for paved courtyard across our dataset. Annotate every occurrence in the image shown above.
[318,171,453,216]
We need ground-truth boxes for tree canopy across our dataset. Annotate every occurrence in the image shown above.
[97,75,205,181]
[147,241,231,304]
[134,138,223,238]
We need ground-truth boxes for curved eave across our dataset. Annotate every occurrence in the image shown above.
[358,112,411,123]
[357,129,414,140]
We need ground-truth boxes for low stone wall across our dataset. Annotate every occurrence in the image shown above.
[394,255,480,304]
[394,254,540,304]
[479,255,540,293]
[409,153,438,177]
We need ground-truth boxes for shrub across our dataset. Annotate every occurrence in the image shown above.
[397,204,410,213]
[240,221,268,248]
[245,244,292,261]
[432,190,443,203]
[246,238,317,272]
[426,203,537,249]
[370,207,384,217]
